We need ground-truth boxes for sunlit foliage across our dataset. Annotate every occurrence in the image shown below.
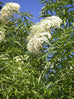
[0,1,74,99]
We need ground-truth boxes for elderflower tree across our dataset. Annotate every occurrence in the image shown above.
[0,1,74,99]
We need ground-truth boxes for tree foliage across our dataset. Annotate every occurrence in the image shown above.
[0,2,3,10]
[0,0,74,99]
[39,0,74,99]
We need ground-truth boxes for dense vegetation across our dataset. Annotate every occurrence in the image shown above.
[0,0,74,99]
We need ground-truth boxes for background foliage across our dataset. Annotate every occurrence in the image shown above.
[0,2,3,10]
[0,0,74,99]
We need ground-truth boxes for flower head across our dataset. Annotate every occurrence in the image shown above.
[40,16,62,29]
[0,2,20,23]
[27,16,62,54]
[30,23,45,34]
[27,32,51,54]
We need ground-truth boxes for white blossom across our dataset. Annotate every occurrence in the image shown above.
[48,16,62,28]
[27,16,62,54]
[40,19,52,30]
[27,32,51,54]
[0,2,20,23]
[30,23,45,34]
[40,16,62,29]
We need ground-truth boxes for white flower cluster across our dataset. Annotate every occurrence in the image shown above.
[27,16,62,54]
[40,16,62,29]
[27,32,51,54]
[0,2,20,23]
[0,28,5,43]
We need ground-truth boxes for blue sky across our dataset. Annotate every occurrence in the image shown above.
[2,0,44,23]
